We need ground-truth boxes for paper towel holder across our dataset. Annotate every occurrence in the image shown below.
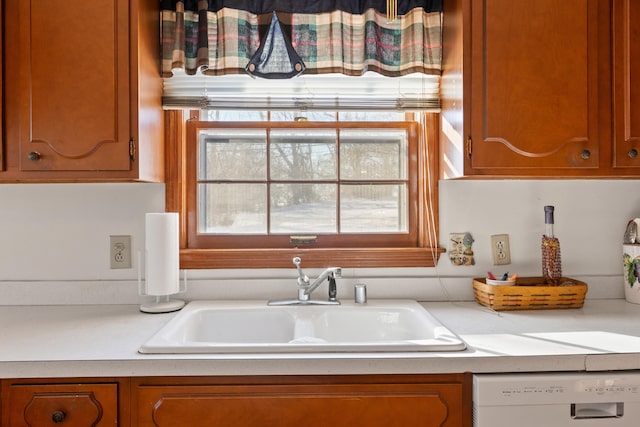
[138,212,186,314]
[138,250,187,313]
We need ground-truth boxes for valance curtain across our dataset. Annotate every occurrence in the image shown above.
[161,0,443,78]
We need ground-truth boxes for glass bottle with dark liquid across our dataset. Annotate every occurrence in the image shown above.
[542,205,562,285]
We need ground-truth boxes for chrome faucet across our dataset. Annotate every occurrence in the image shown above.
[268,257,341,306]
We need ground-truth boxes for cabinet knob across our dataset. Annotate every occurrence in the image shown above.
[629,149,638,159]
[51,410,66,423]
[28,151,41,161]
[581,149,591,160]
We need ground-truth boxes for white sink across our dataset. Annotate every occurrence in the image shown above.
[139,300,466,354]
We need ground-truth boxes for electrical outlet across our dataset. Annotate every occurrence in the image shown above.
[110,235,132,269]
[491,234,511,265]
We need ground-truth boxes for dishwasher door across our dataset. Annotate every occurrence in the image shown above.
[473,372,640,427]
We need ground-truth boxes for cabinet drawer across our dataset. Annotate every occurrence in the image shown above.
[5,383,118,427]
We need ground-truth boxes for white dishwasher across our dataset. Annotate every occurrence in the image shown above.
[473,372,640,427]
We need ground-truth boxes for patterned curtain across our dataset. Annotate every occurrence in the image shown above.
[161,1,442,78]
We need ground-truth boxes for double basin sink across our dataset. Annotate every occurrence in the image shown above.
[139,300,466,354]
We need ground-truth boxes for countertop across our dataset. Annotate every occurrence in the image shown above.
[1,299,640,379]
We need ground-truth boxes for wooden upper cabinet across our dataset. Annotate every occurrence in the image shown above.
[0,1,3,172]
[2,0,163,181]
[613,0,640,169]
[17,1,130,172]
[465,0,610,176]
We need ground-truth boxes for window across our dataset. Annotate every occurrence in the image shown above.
[190,121,415,247]
[166,111,443,269]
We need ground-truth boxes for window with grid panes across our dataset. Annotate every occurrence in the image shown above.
[166,110,442,269]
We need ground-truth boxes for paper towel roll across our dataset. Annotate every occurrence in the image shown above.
[144,213,180,296]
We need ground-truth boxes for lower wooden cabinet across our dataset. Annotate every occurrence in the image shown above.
[2,381,119,427]
[132,374,471,427]
[0,374,471,427]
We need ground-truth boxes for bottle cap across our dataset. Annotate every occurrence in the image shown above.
[544,205,555,224]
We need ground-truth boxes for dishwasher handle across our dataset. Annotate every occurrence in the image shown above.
[571,402,624,419]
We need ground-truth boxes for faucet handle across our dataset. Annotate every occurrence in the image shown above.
[292,256,309,287]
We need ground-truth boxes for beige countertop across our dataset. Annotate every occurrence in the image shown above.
[1,299,639,379]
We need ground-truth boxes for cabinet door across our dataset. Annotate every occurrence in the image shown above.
[0,0,3,172]
[5,383,118,427]
[467,0,606,175]
[613,0,640,168]
[136,382,466,427]
[16,0,131,172]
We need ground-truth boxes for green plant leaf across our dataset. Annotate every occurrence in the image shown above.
[627,257,640,288]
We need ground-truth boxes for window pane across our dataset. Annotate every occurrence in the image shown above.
[270,183,337,233]
[270,129,337,180]
[340,129,408,180]
[340,184,408,233]
[198,183,267,234]
[199,129,267,180]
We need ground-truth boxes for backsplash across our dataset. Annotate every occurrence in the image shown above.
[0,180,638,304]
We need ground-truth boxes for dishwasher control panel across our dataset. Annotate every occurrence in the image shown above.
[497,380,640,400]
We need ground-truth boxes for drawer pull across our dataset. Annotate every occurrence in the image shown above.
[28,151,41,161]
[629,149,638,159]
[51,410,66,423]
[581,149,591,160]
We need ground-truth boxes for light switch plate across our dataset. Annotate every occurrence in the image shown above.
[449,232,475,265]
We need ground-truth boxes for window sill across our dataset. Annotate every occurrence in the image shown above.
[180,247,444,269]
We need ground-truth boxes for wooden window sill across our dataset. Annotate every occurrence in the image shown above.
[180,247,444,269]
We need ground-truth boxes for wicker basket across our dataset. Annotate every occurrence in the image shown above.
[473,276,588,311]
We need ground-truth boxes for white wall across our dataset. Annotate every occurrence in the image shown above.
[0,183,164,281]
[438,179,639,300]
[0,180,637,304]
